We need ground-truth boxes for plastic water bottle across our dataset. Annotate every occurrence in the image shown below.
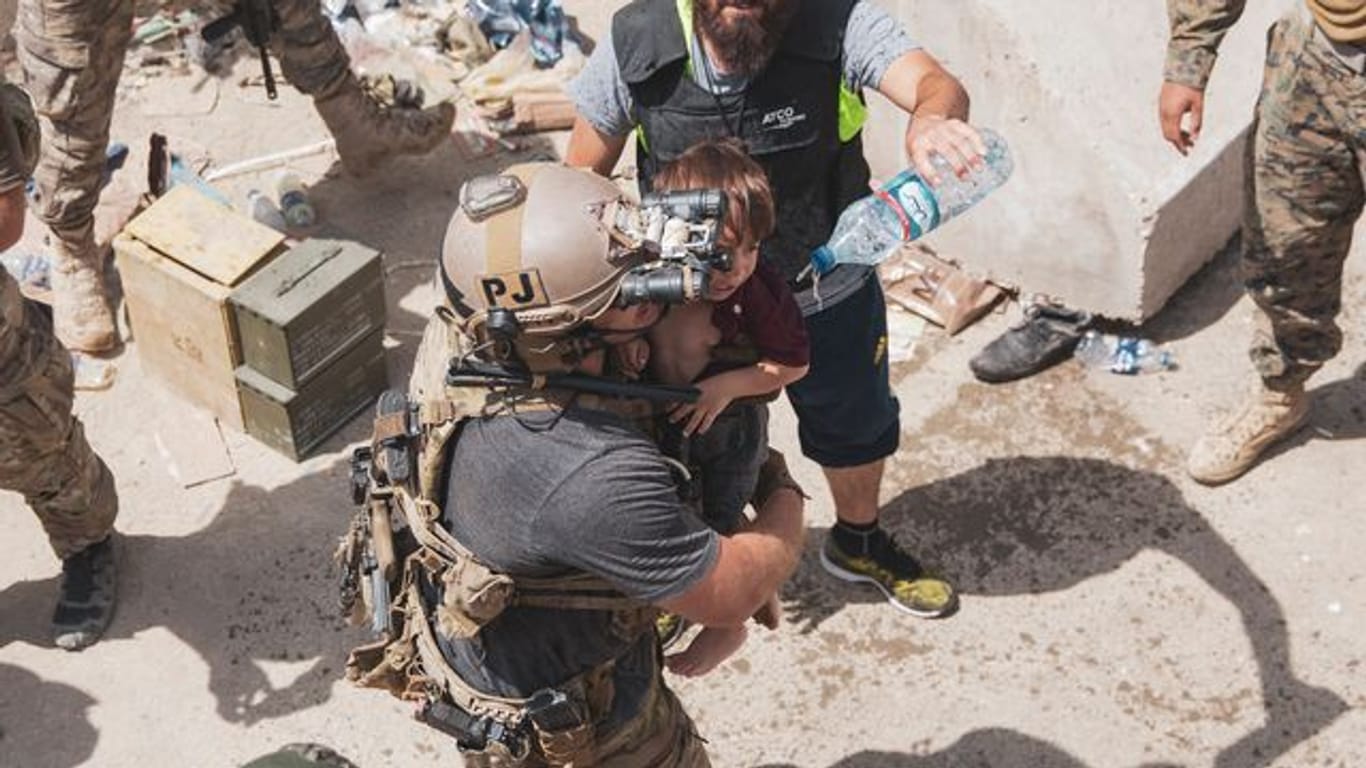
[810,127,1013,275]
[275,171,317,228]
[246,189,288,232]
[1074,331,1176,375]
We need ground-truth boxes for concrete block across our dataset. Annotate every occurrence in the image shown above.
[862,0,1303,320]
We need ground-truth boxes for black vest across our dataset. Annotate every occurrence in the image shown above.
[613,0,872,284]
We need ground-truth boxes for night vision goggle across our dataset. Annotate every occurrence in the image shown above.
[610,188,731,306]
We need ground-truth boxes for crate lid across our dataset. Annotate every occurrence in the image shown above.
[229,238,383,325]
[123,186,285,287]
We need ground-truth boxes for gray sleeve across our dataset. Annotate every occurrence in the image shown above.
[539,443,720,604]
[841,0,920,91]
[566,32,637,137]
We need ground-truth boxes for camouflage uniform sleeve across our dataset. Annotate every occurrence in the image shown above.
[0,82,40,194]
[1164,0,1248,89]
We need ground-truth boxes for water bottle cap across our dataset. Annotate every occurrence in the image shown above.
[810,245,836,276]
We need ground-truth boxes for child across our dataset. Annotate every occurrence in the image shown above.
[644,138,810,677]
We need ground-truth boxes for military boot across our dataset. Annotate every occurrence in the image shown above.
[50,226,117,354]
[52,535,117,651]
[1188,382,1309,485]
[312,74,455,176]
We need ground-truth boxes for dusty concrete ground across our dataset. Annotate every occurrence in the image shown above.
[2,3,1363,767]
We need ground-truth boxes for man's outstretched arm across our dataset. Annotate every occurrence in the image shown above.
[1159,0,1248,154]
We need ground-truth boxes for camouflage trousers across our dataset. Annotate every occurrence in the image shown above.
[15,0,353,262]
[0,271,118,559]
[461,670,711,768]
[1243,11,1366,390]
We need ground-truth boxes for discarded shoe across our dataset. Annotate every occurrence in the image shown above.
[52,535,118,651]
[970,302,1093,383]
[820,527,957,618]
[1188,383,1309,485]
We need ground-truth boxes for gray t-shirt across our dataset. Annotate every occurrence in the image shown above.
[568,0,919,136]
[567,0,919,314]
[436,406,718,728]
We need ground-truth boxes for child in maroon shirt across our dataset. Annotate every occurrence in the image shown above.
[635,139,809,677]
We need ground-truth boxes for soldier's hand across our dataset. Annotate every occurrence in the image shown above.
[1159,81,1205,156]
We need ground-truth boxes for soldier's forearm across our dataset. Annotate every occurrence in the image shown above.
[1164,0,1249,89]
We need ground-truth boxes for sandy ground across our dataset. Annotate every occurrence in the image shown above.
[2,2,1364,767]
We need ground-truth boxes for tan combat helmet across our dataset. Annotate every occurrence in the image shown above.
[440,163,653,374]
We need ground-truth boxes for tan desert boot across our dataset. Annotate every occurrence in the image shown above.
[312,74,455,176]
[1188,383,1309,485]
[50,231,117,354]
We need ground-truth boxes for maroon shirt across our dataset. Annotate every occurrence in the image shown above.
[710,260,810,372]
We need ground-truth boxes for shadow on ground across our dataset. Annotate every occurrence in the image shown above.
[0,663,98,768]
[0,462,360,730]
[1134,235,1246,345]
[780,455,1347,768]
[754,727,1175,768]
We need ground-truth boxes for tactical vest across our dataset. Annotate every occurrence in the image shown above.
[615,0,872,283]
[339,316,662,766]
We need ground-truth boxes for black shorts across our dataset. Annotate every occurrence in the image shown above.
[785,275,899,467]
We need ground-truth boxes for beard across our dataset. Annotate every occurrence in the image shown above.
[693,0,796,78]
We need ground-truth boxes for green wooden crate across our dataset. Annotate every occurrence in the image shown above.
[235,331,388,461]
[229,238,385,390]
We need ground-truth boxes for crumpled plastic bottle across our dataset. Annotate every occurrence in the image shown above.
[1074,331,1176,375]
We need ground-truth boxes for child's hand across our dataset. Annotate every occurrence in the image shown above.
[669,377,734,436]
[613,337,651,379]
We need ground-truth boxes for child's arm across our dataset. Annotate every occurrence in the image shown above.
[671,358,809,436]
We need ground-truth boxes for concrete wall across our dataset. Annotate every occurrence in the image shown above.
[861,0,1297,320]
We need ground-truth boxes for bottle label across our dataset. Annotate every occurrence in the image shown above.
[884,171,941,240]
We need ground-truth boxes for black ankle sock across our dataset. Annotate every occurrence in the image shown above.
[832,520,880,556]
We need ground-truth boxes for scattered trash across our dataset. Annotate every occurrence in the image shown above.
[439,12,496,77]
[71,352,117,391]
[1,250,51,302]
[468,0,572,66]
[881,246,1004,335]
[204,139,337,182]
[885,308,927,363]
[463,29,584,105]
[169,153,232,207]
[275,171,317,229]
[101,142,130,190]
[1074,331,1176,374]
[132,10,200,47]
[1327,602,1343,615]
[246,189,289,231]
[487,90,577,134]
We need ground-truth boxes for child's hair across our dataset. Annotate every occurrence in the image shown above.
[653,138,775,247]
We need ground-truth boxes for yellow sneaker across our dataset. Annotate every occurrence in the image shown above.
[820,528,957,618]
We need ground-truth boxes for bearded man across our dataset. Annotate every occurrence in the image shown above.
[566,0,986,618]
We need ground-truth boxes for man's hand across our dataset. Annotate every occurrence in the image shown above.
[669,376,735,436]
[905,114,986,186]
[1159,81,1205,155]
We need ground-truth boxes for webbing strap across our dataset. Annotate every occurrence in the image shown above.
[407,581,529,722]
[483,165,541,277]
